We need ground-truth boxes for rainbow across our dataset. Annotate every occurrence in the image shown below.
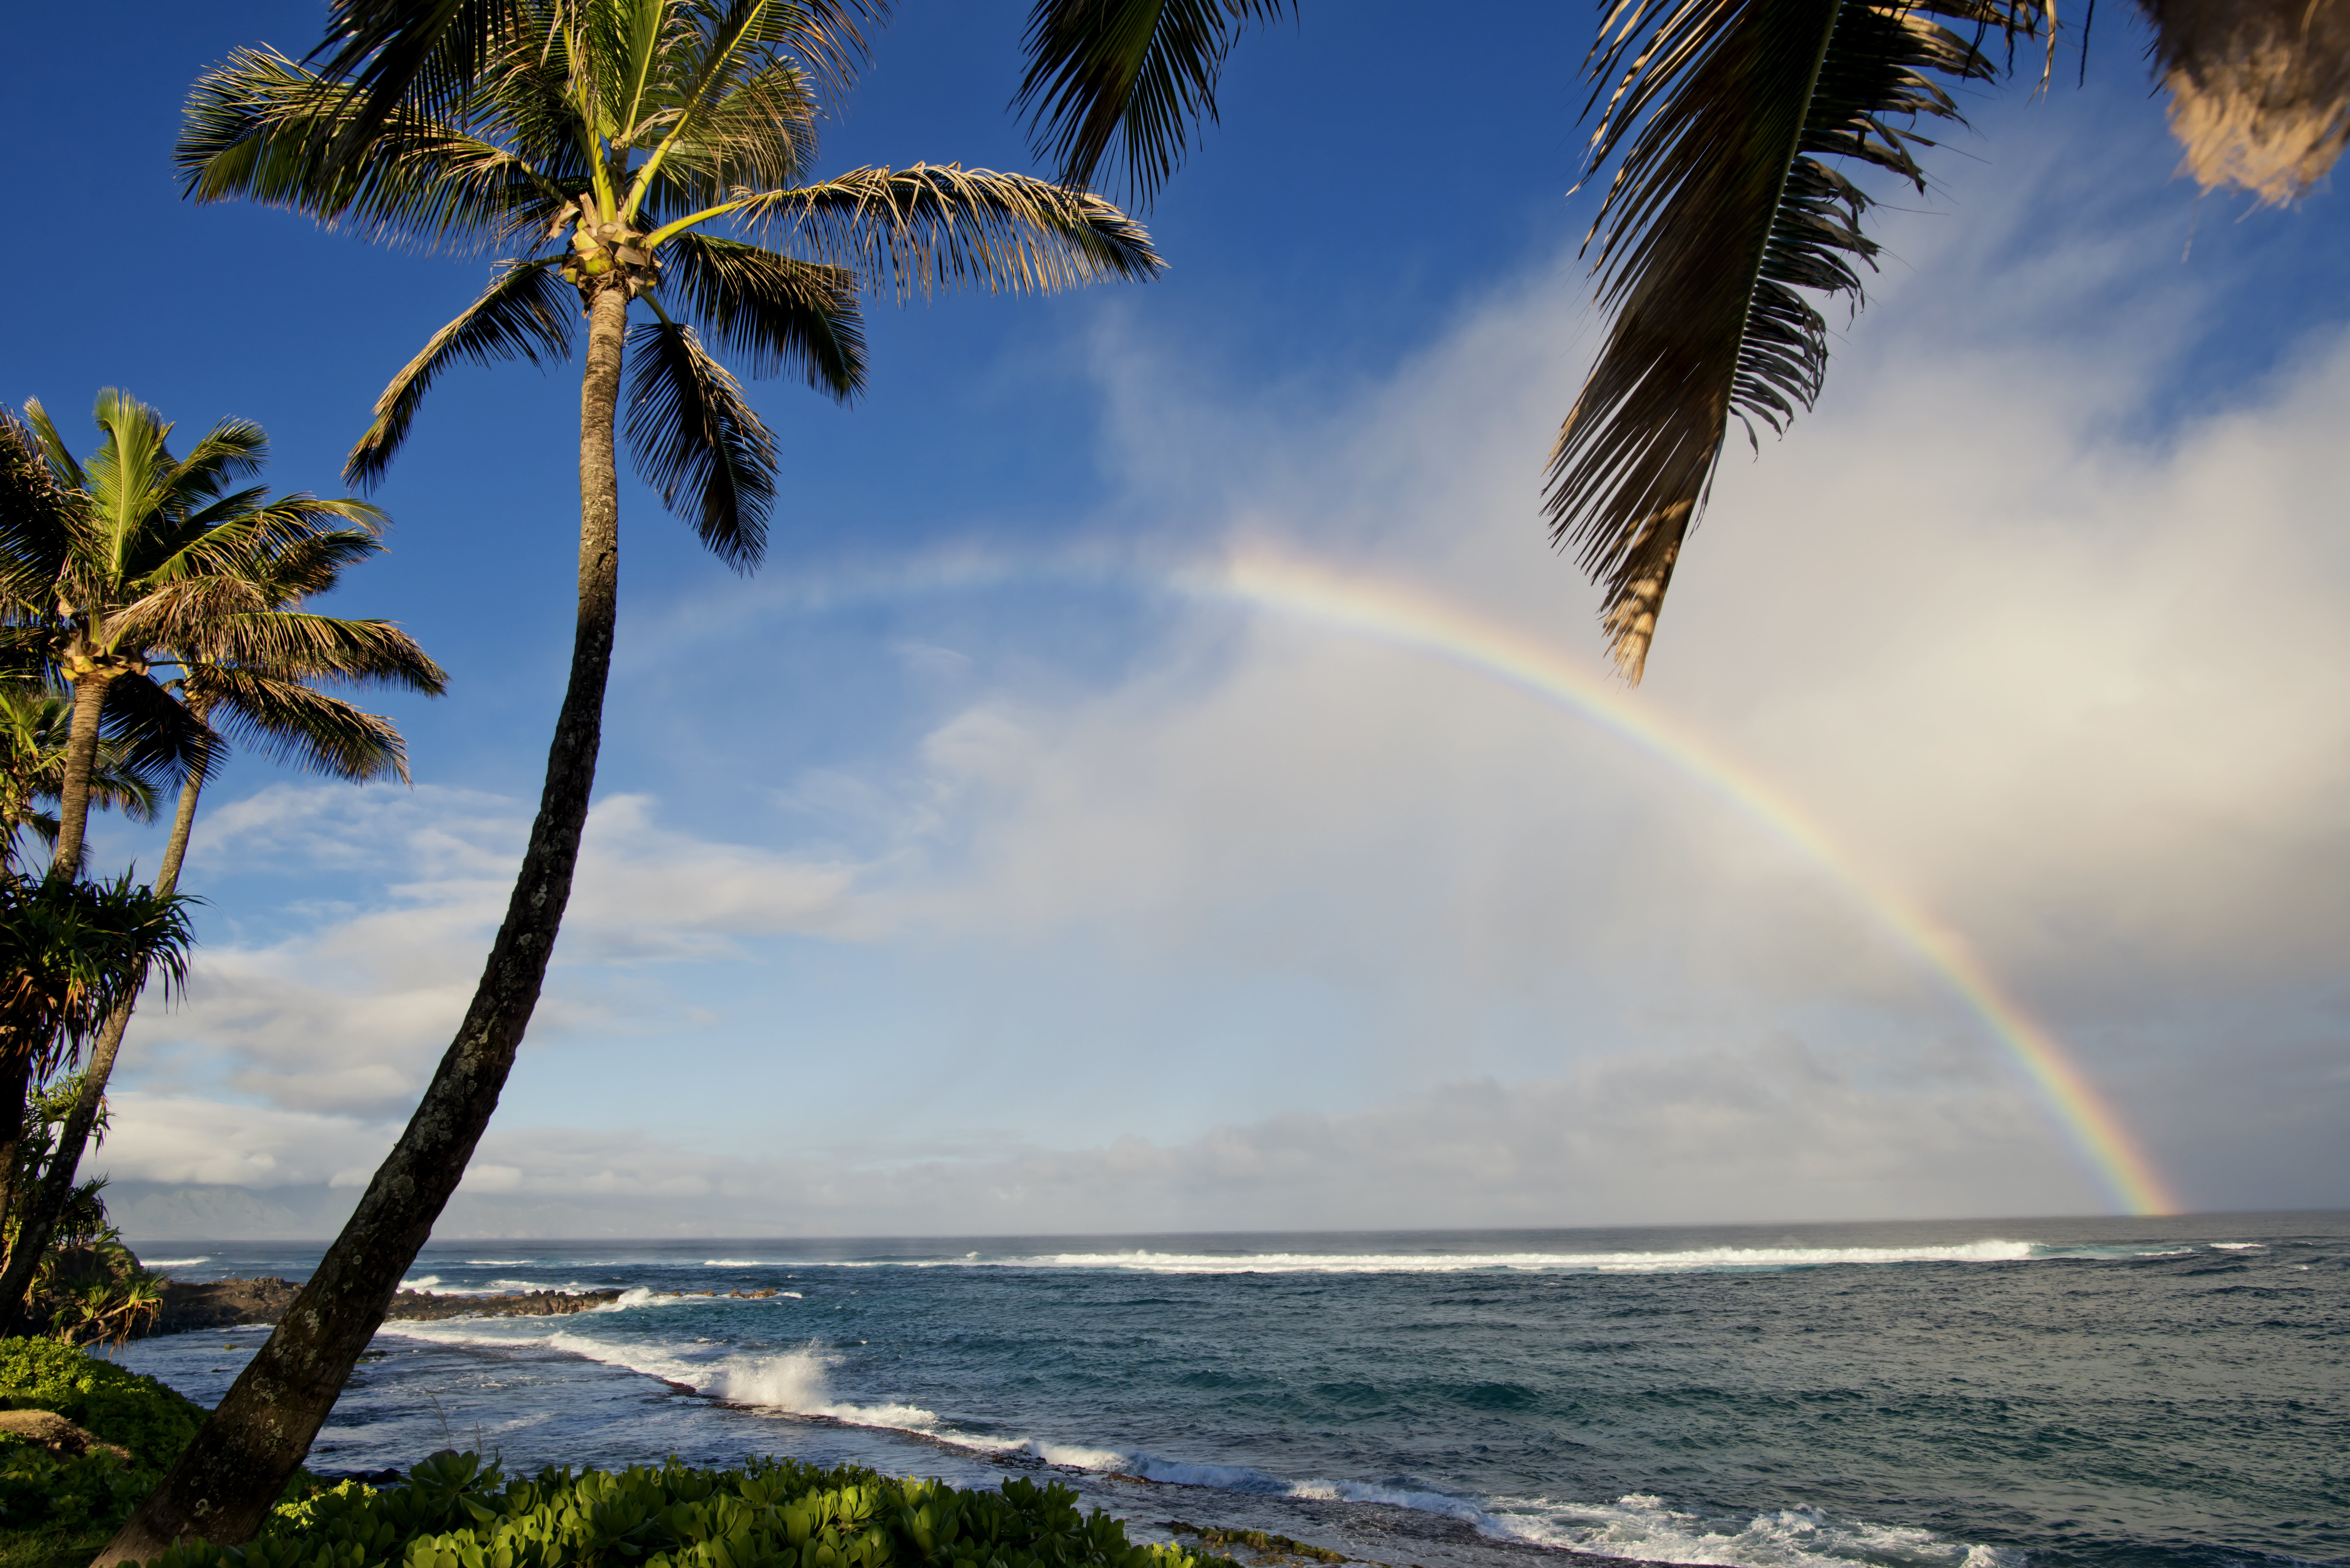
[1193,545,2180,1217]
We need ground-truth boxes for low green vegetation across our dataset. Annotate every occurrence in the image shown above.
[0,1352,1246,1568]
[0,1336,209,1567]
[145,1451,1244,1568]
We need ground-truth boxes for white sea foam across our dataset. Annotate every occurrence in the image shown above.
[2210,1242,2266,1251]
[143,1257,210,1268]
[397,1275,509,1296]
[704,1259,771,1267]
[951,1241,2048,1274]
[1477,1493,2025,1568]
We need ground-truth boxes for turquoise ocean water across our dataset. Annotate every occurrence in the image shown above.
[114,1213,2347,1568]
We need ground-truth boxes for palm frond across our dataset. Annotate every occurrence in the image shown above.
[624,319,777,570]
[661,234,864,394]
[198,668,415,783]
[348,258,575,487]
[99,673,223,788]
[178,45,568,252]
[186,614,448,697]
[1549,0,2039,682]
[308,0,527,174]
[1015,0,1291,205]
[0,409,80,615]
[742,164,1162,300]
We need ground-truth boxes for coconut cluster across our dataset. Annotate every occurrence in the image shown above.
[562,218,660,300]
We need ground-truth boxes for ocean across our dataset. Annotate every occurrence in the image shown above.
[111,1213,2346,1568]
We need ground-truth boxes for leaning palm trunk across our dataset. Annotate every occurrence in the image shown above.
[2142,0,2350,202]
[0,755,202,1335]
[98,292,628,1564]
[46,669,116,880]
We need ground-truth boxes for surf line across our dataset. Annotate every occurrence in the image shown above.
[1197,545,2180,1217]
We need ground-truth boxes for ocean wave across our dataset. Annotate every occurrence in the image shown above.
[2210,1242,2266,1251]
[142,1257,210,1268]
[377,1320,938,1432]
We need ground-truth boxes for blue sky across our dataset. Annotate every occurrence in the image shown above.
[11,2,2350,1237]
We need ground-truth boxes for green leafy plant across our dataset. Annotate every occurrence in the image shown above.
[145,1455,1242,1568]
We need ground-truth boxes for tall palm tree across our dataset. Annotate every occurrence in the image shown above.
[0,512,445,1338]
[103,5,1160,1554]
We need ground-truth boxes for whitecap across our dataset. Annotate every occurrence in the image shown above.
[142,1257,211,1268]
[939,1241,2049,1275]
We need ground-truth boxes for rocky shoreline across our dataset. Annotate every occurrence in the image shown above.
[150,1277,629,1336]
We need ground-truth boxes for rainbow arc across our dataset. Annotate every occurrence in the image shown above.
[1198,546,2178,1217]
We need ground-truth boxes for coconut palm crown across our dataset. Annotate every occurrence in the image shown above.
[179,0,1161,552]
[1,392,443,879]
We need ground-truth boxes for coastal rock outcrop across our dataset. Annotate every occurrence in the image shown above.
[149,1279,623,1335]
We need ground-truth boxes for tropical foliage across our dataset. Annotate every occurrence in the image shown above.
[2,1076,162,1349]
[0,1334,216,1554]
[0,683,165,869]
[140,1453,1241,1568]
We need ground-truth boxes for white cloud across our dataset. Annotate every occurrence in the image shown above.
[131,788,860,1116]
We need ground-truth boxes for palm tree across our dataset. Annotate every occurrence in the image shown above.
[0,501,445,1338]
[103,5,1159,1554]
[2,391,413,878]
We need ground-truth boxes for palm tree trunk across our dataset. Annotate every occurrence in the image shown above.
[48,669,113,880]
[97,282,633,1564]
[0,760,206,1335]
[0,1051,37,1281]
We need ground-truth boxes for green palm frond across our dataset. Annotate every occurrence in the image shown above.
[1550,0,2040,682]
[187,614,447,697]
[742,164,1163,299]
[197,668,414,782]
[661,234,864,393]
[348,259,575,487]
[309,0,528,172]
[0,411,79,614]
[1015,0,1291,205]
[307,0,879,177]
[625,319,777,569]
[99,674,225,789]
[180,46,569,251]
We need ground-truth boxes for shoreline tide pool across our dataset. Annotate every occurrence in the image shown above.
[114,1215,2348,1568]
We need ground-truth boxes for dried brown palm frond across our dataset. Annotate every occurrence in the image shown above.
[1552,0,2046,682]
[2141,0,2350,203]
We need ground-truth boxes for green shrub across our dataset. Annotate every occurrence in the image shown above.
[0,1336,206,1469]
[149,1452,1242,1568]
